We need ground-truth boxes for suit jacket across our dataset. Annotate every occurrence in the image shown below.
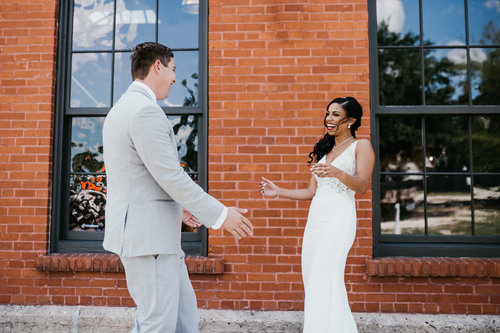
[102,83,224,256]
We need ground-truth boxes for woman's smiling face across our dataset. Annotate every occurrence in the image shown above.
[324,103,350,135]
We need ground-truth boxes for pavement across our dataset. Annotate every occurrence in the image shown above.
[0,305,498,332]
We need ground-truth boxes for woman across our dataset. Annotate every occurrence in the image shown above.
[259,97,374,332]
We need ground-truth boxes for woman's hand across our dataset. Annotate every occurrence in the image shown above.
[310,163,341,178]
[259,177,279,198]
[182,209,202,228]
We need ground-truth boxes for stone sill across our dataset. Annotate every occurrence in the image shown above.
[36,254,224,275]
[365,257,500,278]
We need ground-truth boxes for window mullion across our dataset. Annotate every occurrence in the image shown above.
[468,115,475,235]
[155,0,159,42]
[419,0,425,105]
[422,116,428,235]
[110,0,117,106]
[464,0,473,106]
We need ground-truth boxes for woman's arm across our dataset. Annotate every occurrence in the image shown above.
[260,175,317,200]
[311,139,374,194]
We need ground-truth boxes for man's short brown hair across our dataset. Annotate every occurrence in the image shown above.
[130,42,174,80]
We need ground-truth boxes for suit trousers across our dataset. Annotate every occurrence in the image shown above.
[120,252,199,333]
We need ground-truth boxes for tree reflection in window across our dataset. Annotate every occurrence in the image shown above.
[182,72,198,107]
[472,22,500,105]
[378,21,500,106]
[169,113,199,182]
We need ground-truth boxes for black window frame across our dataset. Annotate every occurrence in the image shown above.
[51,0,210,255]
[368,0,500,257]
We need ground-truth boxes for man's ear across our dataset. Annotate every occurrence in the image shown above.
[153,59,162,73]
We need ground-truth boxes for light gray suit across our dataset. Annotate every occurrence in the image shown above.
[103,83,224,332]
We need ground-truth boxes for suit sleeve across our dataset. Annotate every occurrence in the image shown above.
[129,105,225,227]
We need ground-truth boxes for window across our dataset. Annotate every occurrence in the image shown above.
[51,0,209,255]
[370,0,500,257]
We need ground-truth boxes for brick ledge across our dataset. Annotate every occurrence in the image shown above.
[365,257,500,278]
[36,254,224,275]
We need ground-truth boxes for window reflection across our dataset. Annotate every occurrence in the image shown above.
[474,175,500,236]
[472,115,500,172]
[378,48,422,105]
[379,117,422,172]
[425,115,469,172]
[422,0,465,46]
[168,114,199,178]
[70,174,107,232]
[113,51,133,104]
[158,0,199,49]
[381,175,425,235]
[73,0,114,51]
[427,175,472,235]
[71,53,112,107]
[376,0,420,46]
[114,0,156,50]
[468,0,500,46]
[71,117,105,173]
[161,51,199,107]
[424,48,468,105]
[471,48,500,105]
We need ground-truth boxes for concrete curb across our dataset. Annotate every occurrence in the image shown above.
[0,305,498,332]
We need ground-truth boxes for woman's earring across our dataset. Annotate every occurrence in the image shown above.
[348,124,351,128]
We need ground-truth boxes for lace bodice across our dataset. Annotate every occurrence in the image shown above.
[314,140,358,200]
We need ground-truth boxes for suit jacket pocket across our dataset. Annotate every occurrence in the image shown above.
[122,200,182,256]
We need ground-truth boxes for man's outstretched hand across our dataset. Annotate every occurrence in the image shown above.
[221,207,253,239]
[182,209,202,228]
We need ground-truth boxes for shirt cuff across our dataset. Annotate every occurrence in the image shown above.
[211,206,228,230]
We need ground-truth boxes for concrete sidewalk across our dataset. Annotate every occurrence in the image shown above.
[0,305,498,332]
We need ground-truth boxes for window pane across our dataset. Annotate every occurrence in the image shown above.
[114,0,156,50]
[72,0,114,51]
[378,48,422,105]
[158,0,199,49]
[376,0,420,46]
[167,114,199,176]
[422,0,465,46]
[472,115,500,172]
[160,51,199,107]
[71,53,112,107]
[468,0,500,46]
[113,51,132,104]
[427,175,472,235]
[425,115,469,172]
[474,175,500,236]
[379,116,423,172]
[70,174,107,232]
[380,175,425,235]
[424,48,468,105]
[71,117,105,173]
[471,48,500,105]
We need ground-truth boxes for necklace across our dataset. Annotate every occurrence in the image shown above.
[332,136,354,152]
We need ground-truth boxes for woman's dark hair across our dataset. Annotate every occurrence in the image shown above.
[307,97,363,165]
[130,42,174,80]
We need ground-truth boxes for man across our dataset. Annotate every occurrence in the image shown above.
[102,42,253,333]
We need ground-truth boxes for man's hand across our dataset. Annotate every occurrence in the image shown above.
[182,209,202,228]
[221,207,253,239]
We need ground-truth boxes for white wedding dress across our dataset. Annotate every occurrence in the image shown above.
[302,140,358,333]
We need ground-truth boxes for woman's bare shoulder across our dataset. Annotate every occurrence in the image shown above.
[356,138,372,149]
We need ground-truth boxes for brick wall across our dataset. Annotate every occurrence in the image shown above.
[0,0,60,304]
[204,0,371,311]
[0,0,498,315]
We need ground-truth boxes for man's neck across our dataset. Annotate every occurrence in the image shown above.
[133,80,157,101]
